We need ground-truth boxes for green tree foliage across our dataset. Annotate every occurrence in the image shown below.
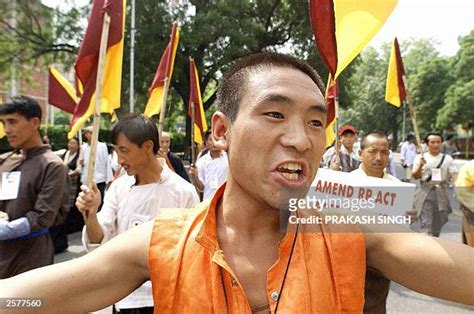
[409,57,453,133]
[0,0,86,72]
[436,31,474,129]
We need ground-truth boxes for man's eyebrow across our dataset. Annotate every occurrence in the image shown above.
[258,94,327,115]
[258,93,291,104]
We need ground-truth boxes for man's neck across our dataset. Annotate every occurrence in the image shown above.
[135,156,163,185]
[361,164,384,178]
[21,135,44,150]
[218,180,281,240]
[342,145,353,154]
[428,150,440,157]
[210,150,222,159]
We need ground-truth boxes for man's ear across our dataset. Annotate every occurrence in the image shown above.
[142,140,154,154]
[30,117,41,130]
[211,111,230,151]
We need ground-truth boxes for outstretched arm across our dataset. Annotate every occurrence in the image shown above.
[0,220,154,313]
[366,229,474,306]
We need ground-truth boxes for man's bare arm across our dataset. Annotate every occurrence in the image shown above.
[0,220,154,313]
[366,230,474,306]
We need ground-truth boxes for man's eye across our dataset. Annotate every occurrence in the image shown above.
[264,112,284,119]
[308,120,323,127]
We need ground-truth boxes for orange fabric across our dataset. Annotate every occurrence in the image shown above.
[148,184,366,313]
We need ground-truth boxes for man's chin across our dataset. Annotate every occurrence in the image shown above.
[271,187,309,211]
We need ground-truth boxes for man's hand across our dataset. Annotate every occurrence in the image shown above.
[0,211,9,221]
[330,160,341,171]
[189,163,198,177]
[76,183,101,220]
[419,157,426,167]
[157,149,167,159]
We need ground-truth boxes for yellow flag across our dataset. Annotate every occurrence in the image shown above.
[385,37,406,107]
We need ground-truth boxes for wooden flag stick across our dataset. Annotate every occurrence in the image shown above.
[333,82,341,168]
[158,77,170,143]
[190,102,195,164]
[86,13,111,190]
[402,76,423,152]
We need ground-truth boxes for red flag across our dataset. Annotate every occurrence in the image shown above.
[144,22,180,117]
[69,0,125,137]
[188,58,208,145]
[309,0,398,79]
[48,67,78,114]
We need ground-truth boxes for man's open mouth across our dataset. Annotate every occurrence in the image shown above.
[277,162,303,181]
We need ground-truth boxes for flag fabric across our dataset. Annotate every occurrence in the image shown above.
[385,37,406,107]
[325,75,338,148]
[68,0,126,138]
[309,0,398,79]
[188,58,208,145]
[48,67,78,114]
[144,22,180,117]
[0,95,4,138]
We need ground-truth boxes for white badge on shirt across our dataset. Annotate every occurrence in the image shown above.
[209,174,219,189]
[431,168,442,182]
[0,171,21,200]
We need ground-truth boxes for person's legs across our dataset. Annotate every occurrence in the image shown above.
[419,190,437,236]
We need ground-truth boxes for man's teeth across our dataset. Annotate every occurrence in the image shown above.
[281,172,299,181]
[279,162,302,171]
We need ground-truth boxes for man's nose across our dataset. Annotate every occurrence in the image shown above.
[280,122,311,153]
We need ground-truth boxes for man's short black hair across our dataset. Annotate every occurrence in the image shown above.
[111,114,160,154]
[0,96,42,120]
[217,52,325,122]
[204,129,212,142]
[406,134,415,141]
[360,130,388,150]
[424,132,443,143]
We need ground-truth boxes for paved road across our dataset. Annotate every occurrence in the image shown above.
[54,155,473,313]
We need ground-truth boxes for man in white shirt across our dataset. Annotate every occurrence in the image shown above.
[412,132,458,237]
[400,134,417,182]
[351,131,399,314]
[76,114,199,313]
[80,126,113,209]
[324,125,360,172]
[189,129,228,200]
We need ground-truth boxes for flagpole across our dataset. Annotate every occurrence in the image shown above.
[333,81,341,167]
[191,102,195,164]
[158,77,170,142]
[129,0,135,113]
[402,102,406,142]
[86,13,111,192]
[402,76,422,152]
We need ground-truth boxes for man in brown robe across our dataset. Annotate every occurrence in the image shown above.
[0,96,69,278]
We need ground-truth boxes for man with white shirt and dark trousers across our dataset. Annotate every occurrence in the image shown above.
[80,126,113,210]
[76,114,199,313]
[412,132,458,237]
[400,134,417,182]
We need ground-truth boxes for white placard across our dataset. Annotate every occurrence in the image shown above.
[306,168,416,216]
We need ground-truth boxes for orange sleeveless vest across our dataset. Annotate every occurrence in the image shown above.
[148,186,366,313]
